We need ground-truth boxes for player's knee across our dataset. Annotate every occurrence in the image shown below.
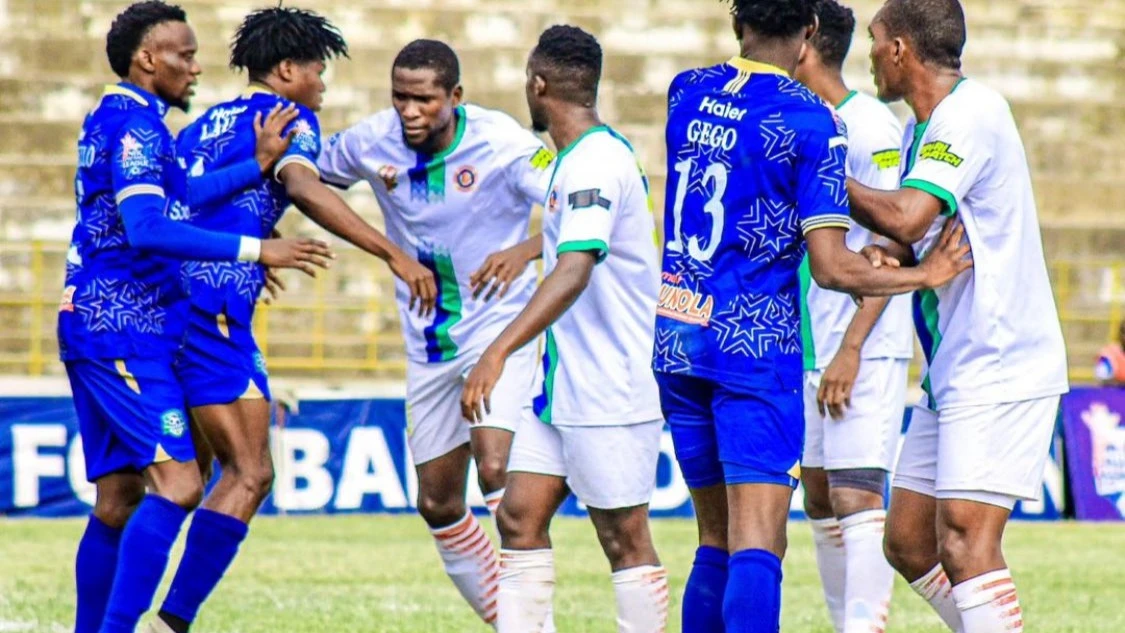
[496,500,547,546]
[475,456,508,494]
[93,489,144,529]
[417,491,465,527]
[162,480,204,511]
[883,529,918,574]
[803,492,833,519]
[234,461,275,502]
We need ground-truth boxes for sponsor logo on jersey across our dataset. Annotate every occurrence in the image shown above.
[200,105,248,142]
[919,141,964,167]
[529,147,555,170]
[291,119,319,153]
[161,409,187,438]
[657,274,714,325]
[547,187,560,213]
[119,132,152,177]
[58,286,76,313]
[698,96,747,121]
[872,148,901,170]
[378,165,399,191]
[454,166,478,192]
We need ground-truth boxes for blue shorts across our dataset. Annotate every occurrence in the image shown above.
[657,373,804,489]
[176,308,270,409]
[66,357,194,482]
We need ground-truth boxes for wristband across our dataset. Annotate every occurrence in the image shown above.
[238,236,263,262]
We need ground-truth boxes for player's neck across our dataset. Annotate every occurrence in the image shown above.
[903,67,963,122]
[123,73,160,102]
[547,105,602,156]
[804,70,851,108]
[738,37,803,76]
[249,80,279,96]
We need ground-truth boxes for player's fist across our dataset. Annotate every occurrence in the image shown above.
[859,244,901,269]
[919,217,973,288]
[259,237,335,278]
[389,252,437,317]
[461,349,506,425]
[253,103,300,176]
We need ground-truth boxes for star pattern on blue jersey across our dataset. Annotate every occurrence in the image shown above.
[760,113,799,165]
[736,199,799,262]
[75,278,166,335]
[666,250,715,291]
[669,67,728,110]
[818,144,849,207]
[652,329,693,374]
[777,78,825,105]
[709,293,800,357]
[85,195,127,249]
[184,261,259,303]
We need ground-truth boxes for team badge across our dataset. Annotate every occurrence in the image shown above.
[378,165,399,191]
[454,166,478,192]
[119,132,152,177]
[547,187,560,213]
[161,409,187,438]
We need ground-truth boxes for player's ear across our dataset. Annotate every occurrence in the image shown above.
[532,73,547,98]
[277,60,294,83]
[135,45,157,75]
[450,84,464,107]
[807,15,819,41]
[731,16,742,42]
[892,37,907,66]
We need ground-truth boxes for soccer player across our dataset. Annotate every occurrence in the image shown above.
[849,1,1069,631]
[653,2,973,632]
[64,3,333,633]
[793,2,913,631]
[144,8,436,633]
[316,39,554,627]
[461,25,670,633]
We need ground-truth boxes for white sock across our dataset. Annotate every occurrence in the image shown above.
[839,510,894,633]
[810,517,847,633]
[909,563,965,632]
[612,565,669,633]
[485,490,557,633]
[952,569,1023,633]
[431,513,501,626]
[498,549,555,633]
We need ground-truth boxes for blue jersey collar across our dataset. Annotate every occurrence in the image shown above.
[726,57,789,77]
[103,82,169,118]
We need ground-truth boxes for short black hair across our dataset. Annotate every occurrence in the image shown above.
[877,0,966,69]
[105,1,187,78]
[230,6,349,81]
[392,39,461,92]
[530,25,602,105]
[810,0,855,68]
[726,0,816,38]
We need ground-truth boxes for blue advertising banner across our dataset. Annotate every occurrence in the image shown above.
[1060,387,1125,521]
[1,396,1065,520]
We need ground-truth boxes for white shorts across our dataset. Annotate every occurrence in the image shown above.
[894,396,1060,509]
[507,414,663,510]
[406,343,539,465]
[802,358,908,471]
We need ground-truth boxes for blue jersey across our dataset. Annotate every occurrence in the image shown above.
[653,58,851,390]
[176,87,322,325]
[60,83,191,361]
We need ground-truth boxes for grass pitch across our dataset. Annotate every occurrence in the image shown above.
[1,515,1123,632]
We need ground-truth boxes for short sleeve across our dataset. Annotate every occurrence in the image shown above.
[500,128,554,206]
[274,106,322,180]
[316,123,366,189]
[901,108,987,217]
[556,159,620,263]
[111,115,168,204]
[796,109,851,235]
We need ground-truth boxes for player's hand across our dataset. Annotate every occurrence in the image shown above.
[859,244,901,269]
[262,268,287,305]
[259,237,335,277]
[919,217,973,288]
[461,349,506,424]
[818,347,861,421]
[470,244,533,302]
[253,103,300,176]
[389,252,437,317]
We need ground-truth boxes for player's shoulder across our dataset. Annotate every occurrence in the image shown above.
[767,76,842,132]
[668,61,731,102]
[563,128,636,179]
[463,103,542,150]
[933,78,1011,130]
[839,91,903,142]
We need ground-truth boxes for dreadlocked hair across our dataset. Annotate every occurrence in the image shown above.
[230,5,349,80]
[725,0,816,38]
[106,1,187,78]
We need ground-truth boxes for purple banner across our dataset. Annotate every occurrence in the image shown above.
[1061,387,1125,521]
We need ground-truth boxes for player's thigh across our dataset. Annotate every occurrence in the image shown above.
[822,358,908,471]
[935,396,1060,508]
[656,373,722,490]
[801,370,827,470]
[893,405,940,498]
[713,382,803,488]
[557,420,663,511]
[406,356,471,466]
[190,398,272,472]
[177,310,271,410]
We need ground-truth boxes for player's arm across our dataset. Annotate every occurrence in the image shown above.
[280,163,436,315]
[186,104,300,208]
[461,250,596,423]
[316,123,367,190]
[846,181,944,245]
[817,294,890,420]
[470,233,543,301]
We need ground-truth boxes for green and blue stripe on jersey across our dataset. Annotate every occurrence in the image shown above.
[408,106,466,203]
[532,329,559,423]
[418,248,462,362]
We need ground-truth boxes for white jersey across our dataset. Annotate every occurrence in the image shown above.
[530,126,662,426]
[800,91,914,370]
[317,104,553,363]
[900,78,1068,408]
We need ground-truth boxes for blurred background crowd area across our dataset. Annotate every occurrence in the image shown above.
[0,0,1121,383]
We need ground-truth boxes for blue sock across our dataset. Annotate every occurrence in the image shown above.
[75,515,124,633]
[723,549,783,633]
[98,495,189,633]
[159,509,250,628]
[683,545,729,633]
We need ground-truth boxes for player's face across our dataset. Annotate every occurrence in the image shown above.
[524,61,548,133]
[146,21,201,111]
[391,67,460,152]
[286,60,327,112]
[868,19,904,102]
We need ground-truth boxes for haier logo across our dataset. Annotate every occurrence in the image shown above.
[698,96,747,122]
[200,106,249,142]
